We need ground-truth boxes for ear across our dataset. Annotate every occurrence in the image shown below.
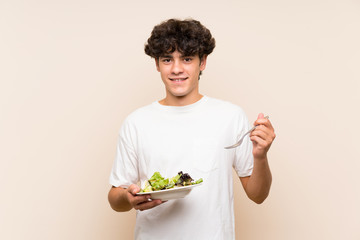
[155,59,160,72]
[199,55,207,71]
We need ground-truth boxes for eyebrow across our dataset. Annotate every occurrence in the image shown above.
[159,54,173,59]
[159,54,195,59]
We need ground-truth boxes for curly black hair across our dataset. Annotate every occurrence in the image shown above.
[144,18,216,59]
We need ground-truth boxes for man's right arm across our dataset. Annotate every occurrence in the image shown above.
[108,184,163,212]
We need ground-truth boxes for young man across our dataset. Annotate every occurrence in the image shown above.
[108,19,275,239]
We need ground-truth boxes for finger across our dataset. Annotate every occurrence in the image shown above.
[125,188,151,205]
[127,184,141,195]
[129,194,151,206]
[254,117,270,127]
[135,199,163,211]
[251,128,269,141]
[250,135,270,148]
[252,125,274,137]
[250,133,274,149]
[254,118,274,132]
[252,127,276,143]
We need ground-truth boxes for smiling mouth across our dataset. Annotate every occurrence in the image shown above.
[169,77,188,82]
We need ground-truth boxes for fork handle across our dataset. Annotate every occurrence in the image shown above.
[224,116,269,149]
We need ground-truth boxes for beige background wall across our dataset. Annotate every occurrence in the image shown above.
[1,0,359,239]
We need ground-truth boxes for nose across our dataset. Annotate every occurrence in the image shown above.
[171,59,183,75]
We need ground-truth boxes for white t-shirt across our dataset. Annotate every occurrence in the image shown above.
[110,96,254,240]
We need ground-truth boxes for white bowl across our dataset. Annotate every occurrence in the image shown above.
[137,184,202,201]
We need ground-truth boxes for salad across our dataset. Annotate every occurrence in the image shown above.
[140,171,203,193]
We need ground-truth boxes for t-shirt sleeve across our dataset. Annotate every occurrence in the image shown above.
[109,118,139,188]
[233,109,254,177]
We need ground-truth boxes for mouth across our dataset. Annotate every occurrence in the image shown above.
[169,77,188,82]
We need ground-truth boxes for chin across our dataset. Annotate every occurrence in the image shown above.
[168,90,188,97]
[172,93,187,97]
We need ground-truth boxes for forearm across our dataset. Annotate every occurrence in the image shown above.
[108,186,132,212]
[244,156,272,204]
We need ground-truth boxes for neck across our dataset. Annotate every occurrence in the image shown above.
[159,94,203,106]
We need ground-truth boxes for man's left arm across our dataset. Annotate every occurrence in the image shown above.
[240,113,276,204]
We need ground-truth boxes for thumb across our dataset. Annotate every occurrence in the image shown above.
[128,184,140,195]
[257,113,264,120]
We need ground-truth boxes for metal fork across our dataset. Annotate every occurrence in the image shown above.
[224,116,269,149]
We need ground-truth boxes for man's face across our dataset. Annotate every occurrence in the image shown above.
[156,50,207,105]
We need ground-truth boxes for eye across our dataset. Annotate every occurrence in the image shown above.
[183,57,193,62]
[161,58,171,63]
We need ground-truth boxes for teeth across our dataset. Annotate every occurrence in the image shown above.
[171,78,186,81]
